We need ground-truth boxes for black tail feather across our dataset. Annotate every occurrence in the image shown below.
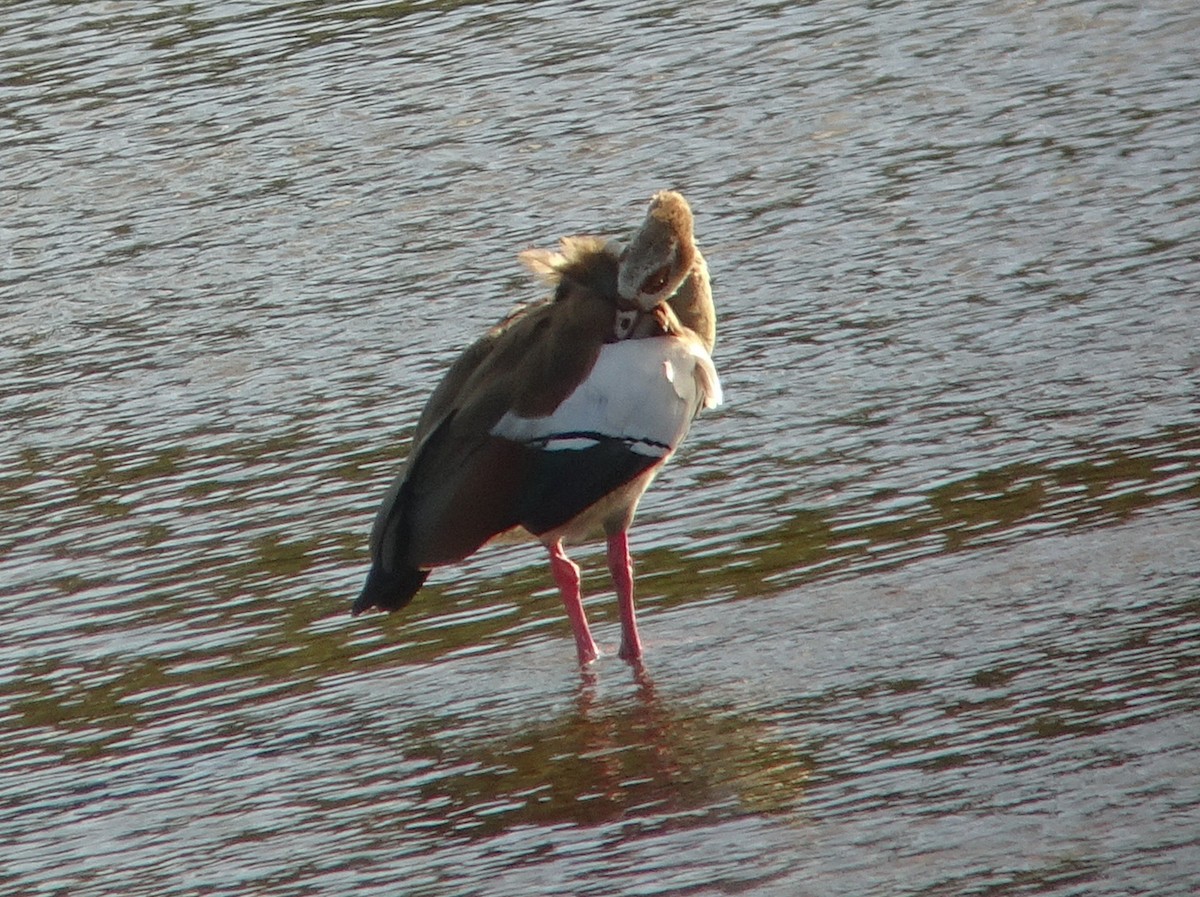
[352,563,430,616]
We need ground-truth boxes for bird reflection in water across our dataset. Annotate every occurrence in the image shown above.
[402,664,811,837]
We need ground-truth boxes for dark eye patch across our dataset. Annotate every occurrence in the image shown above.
[641,264,671,295]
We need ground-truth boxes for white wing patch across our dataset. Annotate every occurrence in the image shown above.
[492,337,722,452]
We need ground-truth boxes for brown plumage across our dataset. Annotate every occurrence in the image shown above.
[354,191,720,665]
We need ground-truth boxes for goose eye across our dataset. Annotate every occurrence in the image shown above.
[641,264,671,295]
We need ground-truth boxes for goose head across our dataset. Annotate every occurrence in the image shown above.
[618,190,698,312]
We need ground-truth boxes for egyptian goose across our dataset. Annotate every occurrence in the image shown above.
[353,191,721,665]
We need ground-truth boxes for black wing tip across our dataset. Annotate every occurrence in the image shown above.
[352,564,431,616]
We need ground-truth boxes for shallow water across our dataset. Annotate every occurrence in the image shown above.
[2,0,1198,894]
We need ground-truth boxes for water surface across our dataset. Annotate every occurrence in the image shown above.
[2,0,1198,894]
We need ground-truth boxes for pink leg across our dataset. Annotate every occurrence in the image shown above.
[606,531,642,662]
[548,540,599,665]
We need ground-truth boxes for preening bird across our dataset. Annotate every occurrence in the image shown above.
[353,190,721,665]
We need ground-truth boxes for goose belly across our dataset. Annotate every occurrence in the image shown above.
[491,336,721,536]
